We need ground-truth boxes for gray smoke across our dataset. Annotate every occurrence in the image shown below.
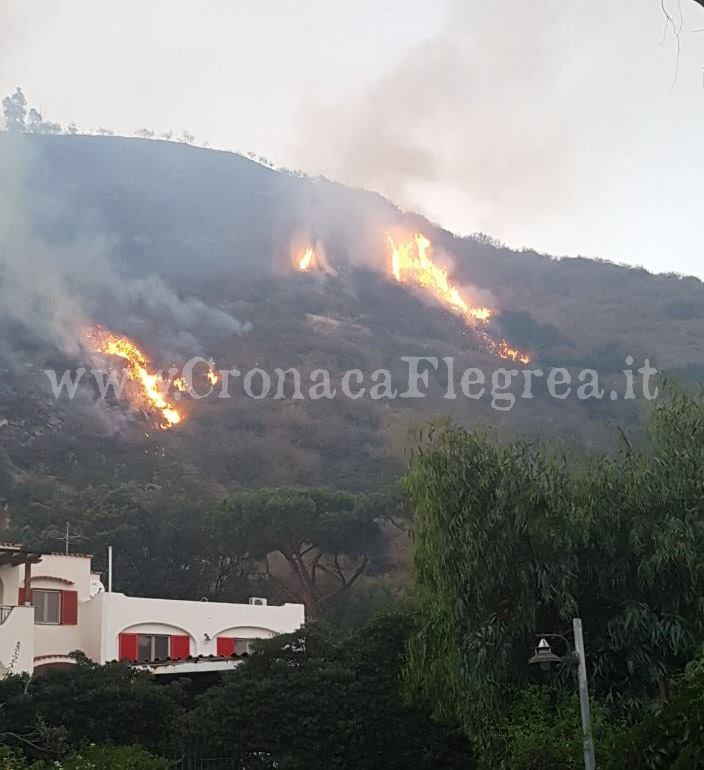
[0,137,252,369]
[292,0,704,263]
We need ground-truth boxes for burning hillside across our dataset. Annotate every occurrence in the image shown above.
[294,245,335,275]
[86,327,182,429]
[1,132,699,494]
[294,234,529,364]
[387,234,530,364]
[297,247,317,272]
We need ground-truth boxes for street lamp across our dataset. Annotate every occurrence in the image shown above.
[528,637,564,671]
[528,618,595,770]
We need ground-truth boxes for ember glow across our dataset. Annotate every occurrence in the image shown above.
[298,247,315,271]
[87,328,182,428]
[387,234,530,364]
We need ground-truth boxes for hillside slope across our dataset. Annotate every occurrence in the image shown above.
[1,133,704,507]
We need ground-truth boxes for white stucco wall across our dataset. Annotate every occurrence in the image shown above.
[96,592,305,662]
[32,554,92,599]
[0,551,305,671]
[0,605,34,675]
[33,617,84,661]
[0,562,23,605]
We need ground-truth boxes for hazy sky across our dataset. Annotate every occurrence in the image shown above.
[2,0,703,276]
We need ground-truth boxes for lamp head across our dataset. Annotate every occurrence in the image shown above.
[528,637,563,671]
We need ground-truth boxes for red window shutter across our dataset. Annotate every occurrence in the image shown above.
[170,635,190,660]
[216,637,235,657]
[17,588,33,606]
[60,590,78,625]
[119,633,138,662]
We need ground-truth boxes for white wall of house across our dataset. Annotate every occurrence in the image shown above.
[0,605,34,675]
[95,592,305,662]
[0,549,305,675]
[16,554,93,666]
[0,561,23,605]
[32,554,93,599]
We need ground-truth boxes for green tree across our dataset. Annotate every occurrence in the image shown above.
[0,655,184,759]
[405,390,704,759]
[2,87,27,132]
[215,487,388,615]
[191,612,472,769]
[26,108,60,135]
[610,652,704,769]
[10,477,225,600]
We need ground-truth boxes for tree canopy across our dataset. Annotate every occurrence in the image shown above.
[214,487,393,614]
[405,388,704,758]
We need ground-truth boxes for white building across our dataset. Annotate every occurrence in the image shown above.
[0,543,305,676]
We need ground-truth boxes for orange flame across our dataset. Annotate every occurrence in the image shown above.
[388,234,492,323]
[297,247,317,272]
[87,328,182,428]
[207,368,219,386]
[387,234,530,364]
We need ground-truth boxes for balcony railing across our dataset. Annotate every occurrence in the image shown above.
[0,605,14,625]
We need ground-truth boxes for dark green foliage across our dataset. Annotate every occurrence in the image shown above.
[215,487,390,613]
[405,423,581,745]
[0,655,184,759]
[608,656,704,770]
[497,687,621,770]
[190,612,472,768]
[7,477,231,601]
[0,744,167,769]
[405,388,704,759]
[41,744,168,769]
[0,615,470,768]
[8,481,398,612]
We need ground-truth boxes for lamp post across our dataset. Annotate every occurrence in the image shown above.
[528,618,595,770]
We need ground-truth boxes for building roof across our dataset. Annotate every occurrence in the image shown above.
[45,552,94,559]
[0,544,43,567]
[31,575,75,585]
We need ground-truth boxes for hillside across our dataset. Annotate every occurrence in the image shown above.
[1,132,704,512]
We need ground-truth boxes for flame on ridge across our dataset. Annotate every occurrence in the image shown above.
[387,234,530,364]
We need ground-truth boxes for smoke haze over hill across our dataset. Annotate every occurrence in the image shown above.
[2,1,704,274]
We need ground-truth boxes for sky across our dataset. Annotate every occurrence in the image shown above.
[2,0,703,276]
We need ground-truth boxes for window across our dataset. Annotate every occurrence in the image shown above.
[34,589,61,625]
[217,637,255,656]
[234,639,252,655]
[136,634,169,662]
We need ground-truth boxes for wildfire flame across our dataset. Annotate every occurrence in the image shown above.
[389,234,492,324]
[294,244,337,276]
[298,247,316,272]
[387,234,530,364]
[87,328,182,428]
